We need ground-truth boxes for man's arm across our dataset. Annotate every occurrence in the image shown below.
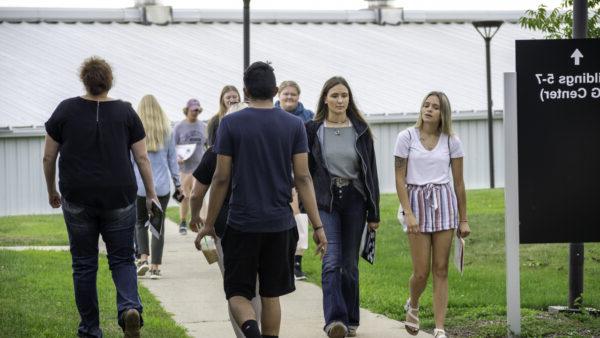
[194,154,231,249]
[293,153,327,257]
[131,139,158,211]
[43,134,61,208]
[189,179,209,233]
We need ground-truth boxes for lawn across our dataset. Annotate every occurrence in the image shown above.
[0,213,68,246]
[0,250,189,338]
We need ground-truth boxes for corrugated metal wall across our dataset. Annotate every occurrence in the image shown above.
[0,114,505,216]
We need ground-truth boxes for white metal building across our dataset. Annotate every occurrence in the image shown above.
[0,6,541,215]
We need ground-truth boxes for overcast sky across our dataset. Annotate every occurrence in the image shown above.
[0,0,564,10]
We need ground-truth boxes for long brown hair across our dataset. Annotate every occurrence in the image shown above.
[315,76,372,138]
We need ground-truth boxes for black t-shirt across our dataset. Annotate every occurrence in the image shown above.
[45,97,146,209]
[192,147,229,238]
[214,107,309,233]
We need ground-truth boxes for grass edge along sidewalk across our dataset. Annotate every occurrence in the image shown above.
[0,250,190,338]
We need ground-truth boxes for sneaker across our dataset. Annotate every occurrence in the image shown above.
[294,265,307,280]
[122,308,141,338]
[136,261,149,277]
[347,325,358,337]
[179,221,187,235]
[325,321,347,338]
[150,269,162,280]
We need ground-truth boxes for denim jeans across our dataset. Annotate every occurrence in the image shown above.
[319,184,366,329]
[62,198,143,338]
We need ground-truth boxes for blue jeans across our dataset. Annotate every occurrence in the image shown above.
[62,199,143,338]
[320,184,366,329]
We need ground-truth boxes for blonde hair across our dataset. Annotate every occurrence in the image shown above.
[415,91,454,136]
[137,95,171,152]
[217,85,240,120]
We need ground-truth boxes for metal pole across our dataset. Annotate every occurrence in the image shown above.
[568,0,587,310]
[243,0,250,72]
[485,37,495,188]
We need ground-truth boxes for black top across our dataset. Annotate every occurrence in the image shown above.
[192,147,229,238]
[45,97,146,209]
[214,107,308,233]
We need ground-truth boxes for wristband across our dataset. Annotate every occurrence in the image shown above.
[459,220,468,223]
[313,226,323,231]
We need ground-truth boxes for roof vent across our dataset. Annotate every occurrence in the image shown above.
[134,0,172,25]
[365,0,403,25]
[365,0,396,9]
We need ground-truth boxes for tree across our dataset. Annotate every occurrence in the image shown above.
[520,0,600,38]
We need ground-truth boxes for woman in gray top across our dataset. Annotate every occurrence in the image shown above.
[305,76,380,338]
[173,98,207,234]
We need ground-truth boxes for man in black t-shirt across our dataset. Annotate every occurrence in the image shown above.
[194,62,327,338]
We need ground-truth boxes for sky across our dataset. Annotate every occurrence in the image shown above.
[0,0,565,10]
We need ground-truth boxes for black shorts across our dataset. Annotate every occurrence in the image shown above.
[221,226,299,300]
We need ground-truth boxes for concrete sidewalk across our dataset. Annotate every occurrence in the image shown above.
[139,219,431,338]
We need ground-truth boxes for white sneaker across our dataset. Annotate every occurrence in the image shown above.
[136,261,149,276]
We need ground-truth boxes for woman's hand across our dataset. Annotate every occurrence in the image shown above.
[406,213,419,234]
[458,221,471,238]
[367,222,379,231]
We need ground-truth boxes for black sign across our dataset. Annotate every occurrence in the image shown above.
[516,39,600,244]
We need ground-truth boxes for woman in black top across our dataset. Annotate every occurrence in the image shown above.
[43,56,158,338]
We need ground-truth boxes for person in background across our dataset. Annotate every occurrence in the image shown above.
[195,61,327,338]
[276,80,314,280]
[173,98,208,235]
[43,56,157,338]
[133,94,182,280]
[207,85,241,146]
[394,91,470,338]
[305,76,380,338]
[189,102,262,338]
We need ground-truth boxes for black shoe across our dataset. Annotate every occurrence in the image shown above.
[294,255,307,280]
[122,309,141,338]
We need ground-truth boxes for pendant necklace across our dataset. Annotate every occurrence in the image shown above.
[326,118,348,136]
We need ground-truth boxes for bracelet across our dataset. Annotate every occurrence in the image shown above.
[459,220,468,223]
[313,226,324,231]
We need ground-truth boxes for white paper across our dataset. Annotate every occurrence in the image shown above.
[176,144,196,161]
[454,232,465,275]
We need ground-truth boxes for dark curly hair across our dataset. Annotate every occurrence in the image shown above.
[79,56,113,95]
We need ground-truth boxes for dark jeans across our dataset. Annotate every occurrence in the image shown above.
[62,198,143,338]
[319,184,366,329]
[135,194,170,265]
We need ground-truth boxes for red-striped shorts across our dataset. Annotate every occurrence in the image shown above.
[407,183,458,233]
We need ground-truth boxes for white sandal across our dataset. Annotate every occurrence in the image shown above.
[403,298,420,335]
[433,328,448,338]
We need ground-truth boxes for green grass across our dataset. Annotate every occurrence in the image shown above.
[0,250,189,338]
[0,214,68,246]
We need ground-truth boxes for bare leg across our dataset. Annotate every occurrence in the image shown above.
[229,296,258,327]
[260,296,281,336]
[140,254,149,262]
[431,229,454,330]
[179,173,194,223]
[406,232,432,328]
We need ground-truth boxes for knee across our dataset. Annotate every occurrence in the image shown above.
[412,270,430,283]
[432,264,449,279]
[72,255,98,276]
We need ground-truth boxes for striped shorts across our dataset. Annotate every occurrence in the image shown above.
[406,183,458,233]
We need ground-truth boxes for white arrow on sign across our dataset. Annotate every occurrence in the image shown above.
[571,48,583,66]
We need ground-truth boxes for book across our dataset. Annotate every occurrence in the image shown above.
[454,232,465,275]
[145,200,164,239]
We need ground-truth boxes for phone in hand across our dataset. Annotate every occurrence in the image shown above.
[172,189,185,203]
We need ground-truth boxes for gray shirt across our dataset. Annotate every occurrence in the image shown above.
[173,119,207,173]
[323,124,366,198]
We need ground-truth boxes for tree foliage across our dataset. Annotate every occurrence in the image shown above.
[520,0,600,38]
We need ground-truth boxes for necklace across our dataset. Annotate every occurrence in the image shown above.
[326,118,348,124]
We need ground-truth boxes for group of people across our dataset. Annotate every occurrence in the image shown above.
[42,56,470,338]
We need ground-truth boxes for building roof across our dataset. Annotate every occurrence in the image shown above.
[0,8,542,129]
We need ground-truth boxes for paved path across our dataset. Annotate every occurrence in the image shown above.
[139,219,432,338]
